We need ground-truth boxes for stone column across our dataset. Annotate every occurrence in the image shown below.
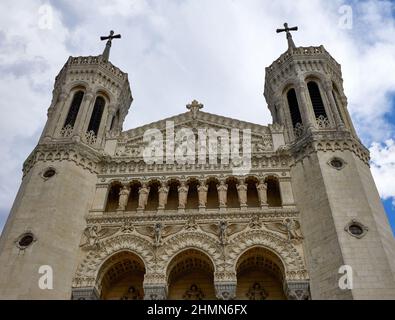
[43,91,69,140]
[285,281,310,300]
[157,182,169,212]
[323,81,345,130]
[71,287,99,300]
[105,105,117,133]
[236,181,248,210]
[256,181,268,208]
[197,181,208,212]
[296,80,316,131]
[279,179,294,207]
[73,90,94,140]
[217,180,228,211]
[178,181,189,212]
[90,184,110,214]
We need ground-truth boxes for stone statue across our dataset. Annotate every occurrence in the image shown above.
[236,181,248,207]
[154,222,162,246]
[138,184,150,210]
[246,282,267,300]
[158,184,169,210]
[197,182,208,208]
[117,186,130,211]
[178,182,189,209]
[284,218,303,241]
[219,221,227,245]
[183,284,204,300]
[256,181,268,206]
[217,181,228,207]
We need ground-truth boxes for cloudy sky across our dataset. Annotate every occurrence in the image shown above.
[0,0,394,234]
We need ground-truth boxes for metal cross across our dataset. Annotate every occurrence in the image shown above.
[100,30,121,62]
[276,23,298,50]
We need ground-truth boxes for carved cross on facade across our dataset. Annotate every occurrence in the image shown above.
[100,30,121,62]
[276,23,298,51]
[186,100,204,119]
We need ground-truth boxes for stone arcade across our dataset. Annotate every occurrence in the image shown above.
[0,27,395,300]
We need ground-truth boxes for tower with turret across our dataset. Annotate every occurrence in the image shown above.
[265,23,395,299]
[0,31,132,299]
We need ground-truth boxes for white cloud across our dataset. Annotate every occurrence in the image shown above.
[0,0,395,232]
[370,139,395,206]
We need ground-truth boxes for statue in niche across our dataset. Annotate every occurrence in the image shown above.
[197,182,208,207]
[158,183,169,209]
[178,181,189,209]
[256,181,268,206]
[236,181,248,207]
[246,282,268,300]
[138,184,150,210]
[217,181,228,207]
[120,286,141,300]
[117,186,130,211]
[183,284,205,300]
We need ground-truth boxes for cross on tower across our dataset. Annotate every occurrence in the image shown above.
[276,23,298,51]
[100,30,121,62]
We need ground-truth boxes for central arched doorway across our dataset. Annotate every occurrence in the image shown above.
[167,249,216,300]
[236,247,286,300]
[99,251,146,300]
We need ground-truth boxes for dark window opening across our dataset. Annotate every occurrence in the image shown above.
[286,89,303,128]
[87,96,105,136]
[307,81,327,118]
[64,91,84,128]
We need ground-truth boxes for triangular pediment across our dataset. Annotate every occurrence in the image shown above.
[115,110,275,158]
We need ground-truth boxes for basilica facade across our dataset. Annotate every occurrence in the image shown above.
[0,29,395,300]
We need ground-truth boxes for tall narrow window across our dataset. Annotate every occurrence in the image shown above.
[64,91,84,128]
[87,96,105,136]
[307,81,327,118]
[287,89,303,128]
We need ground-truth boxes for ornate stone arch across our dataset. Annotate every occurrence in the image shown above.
[72,233,155,290]
[228,230,307,280]
[156,231,223,275]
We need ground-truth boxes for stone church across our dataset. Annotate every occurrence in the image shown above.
[0,26,395,300]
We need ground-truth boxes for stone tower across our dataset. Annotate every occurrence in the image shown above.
[264,25,395,299]
[0,32,132,299]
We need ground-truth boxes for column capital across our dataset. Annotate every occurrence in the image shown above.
[285,281,310,300]
[143,284,168,300]
[215,282,237,300]
[71,286,99,300]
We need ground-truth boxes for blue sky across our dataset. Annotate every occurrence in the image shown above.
[0,0,395,235]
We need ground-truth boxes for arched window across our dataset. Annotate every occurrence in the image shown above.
[286,89,302,128]
[307,81,327,119]
[64,91,84,128]
[87,96,105,136]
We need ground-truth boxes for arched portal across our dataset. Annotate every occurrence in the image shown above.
[167,249,216,300]
[236,247,286,300]
[99,251,146,300]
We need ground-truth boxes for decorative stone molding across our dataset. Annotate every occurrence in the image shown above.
[23,143,102,177]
